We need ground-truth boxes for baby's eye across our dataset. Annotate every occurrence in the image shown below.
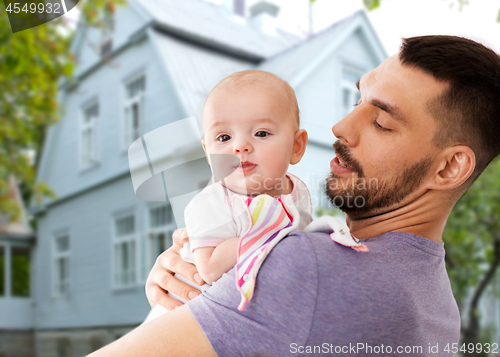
[255,131,269,138]
[217,134,231,142]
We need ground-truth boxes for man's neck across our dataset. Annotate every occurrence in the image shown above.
[346,190,454,242]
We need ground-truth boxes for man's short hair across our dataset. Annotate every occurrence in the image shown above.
[399,35,500,184]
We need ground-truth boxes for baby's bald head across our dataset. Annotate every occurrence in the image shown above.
[203,70,300,130]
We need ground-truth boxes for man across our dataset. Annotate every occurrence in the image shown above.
[90,36,500,357]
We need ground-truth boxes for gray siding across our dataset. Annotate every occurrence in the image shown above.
[40,37,185,202]
[296,31,378,147]
[74,2,150,77]
[35,175,155,329]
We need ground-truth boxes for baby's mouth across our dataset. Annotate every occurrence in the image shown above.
[237,161,257,174]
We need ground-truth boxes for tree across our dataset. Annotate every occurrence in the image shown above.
[443,156,500,353]
[363,0,500,22]
[0,0,124,221]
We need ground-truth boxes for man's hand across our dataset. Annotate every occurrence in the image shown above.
[145,228,206,310]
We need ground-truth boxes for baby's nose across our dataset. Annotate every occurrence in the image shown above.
[233,140,252,153]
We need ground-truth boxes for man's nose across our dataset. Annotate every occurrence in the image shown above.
[332,108,361,147]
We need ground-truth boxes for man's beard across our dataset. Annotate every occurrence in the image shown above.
[326,141,433,216]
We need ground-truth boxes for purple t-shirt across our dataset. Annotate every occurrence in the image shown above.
[188,231,460,357]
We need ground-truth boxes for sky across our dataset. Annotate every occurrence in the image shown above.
[268,0,500,56]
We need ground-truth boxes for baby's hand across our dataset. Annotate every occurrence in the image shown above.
[145,228,205,310]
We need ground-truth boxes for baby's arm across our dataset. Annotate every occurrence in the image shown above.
[192,237,239,284]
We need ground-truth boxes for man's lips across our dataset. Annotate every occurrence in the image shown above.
[236,161,257,174]
[330,156,357,175]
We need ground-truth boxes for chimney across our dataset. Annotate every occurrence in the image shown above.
[249,1,280,35]
[221,0,246,17]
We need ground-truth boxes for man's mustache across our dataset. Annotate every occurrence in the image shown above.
[333,140,364,177]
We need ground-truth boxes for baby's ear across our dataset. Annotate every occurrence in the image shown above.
[201,139,210,165]
[290,129,308,165]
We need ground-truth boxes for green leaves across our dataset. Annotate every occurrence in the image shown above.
[363,0,381,11]
[0,4,67,219]
[0,0,123,220]
[443,155,500,315]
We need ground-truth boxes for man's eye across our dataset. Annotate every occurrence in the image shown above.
[217,134,231,142]
[373,120,392,132]
[255,131,269,138]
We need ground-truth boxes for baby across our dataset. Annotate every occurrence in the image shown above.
[144,70,313,321]
[182,70,313,293]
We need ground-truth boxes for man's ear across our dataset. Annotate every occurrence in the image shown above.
[290,129,308,165]
[427,145,475,191]
[202,139,210,165]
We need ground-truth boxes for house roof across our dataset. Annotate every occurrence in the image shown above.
[257,10,387,86]
[135,0,301,60]
[149,8,387,123]
[68,1,386,124]
[256,13,352,80]
[150,28,252,124]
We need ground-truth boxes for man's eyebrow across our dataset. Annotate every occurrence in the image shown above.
[370,99,409,125]
[355,78,407,125]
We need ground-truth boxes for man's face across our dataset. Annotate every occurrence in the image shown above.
[203,84,298,196]
[327,55,449,217]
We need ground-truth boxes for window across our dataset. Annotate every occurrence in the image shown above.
[56,338,72,357]
[11,247,30,297]
[99,12,114,58]
[113,214,137,287]
[80,102,99,169]
[145,205,175,279]
[0,246,4,296]
[123,74,146,147]
[100,39,113,58]
[90,336,105,354]
[53,234,70,298]
[341,66,363,119]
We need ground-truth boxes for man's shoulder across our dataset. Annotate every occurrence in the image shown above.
[258,230,355,285]
[264,230,329,265]
[267,229,366,266]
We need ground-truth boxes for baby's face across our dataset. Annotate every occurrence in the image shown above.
[203,85,298,196]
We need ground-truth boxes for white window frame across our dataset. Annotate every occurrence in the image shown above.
[80,100,99,170]
[52,232,70,299]
[0,243,7,298]
[112,212,139,289]
[122,73,146,149]
[340,65,364,119]
[143,203,176,281]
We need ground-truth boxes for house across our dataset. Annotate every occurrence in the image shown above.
[0,177,35,357]
[24,0,387,355]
